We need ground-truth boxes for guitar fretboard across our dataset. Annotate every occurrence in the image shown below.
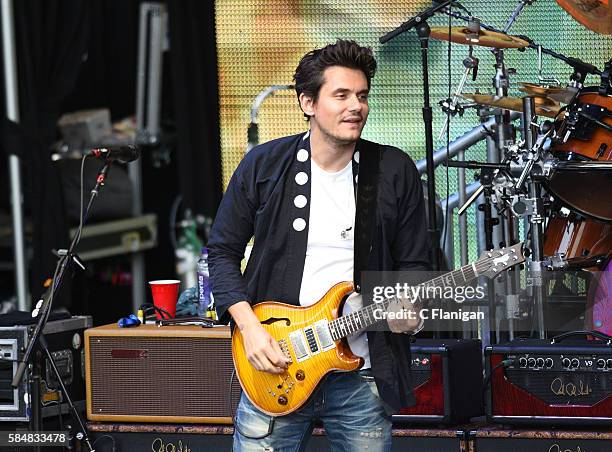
[327,257,495,341]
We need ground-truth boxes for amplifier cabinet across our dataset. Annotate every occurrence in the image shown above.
[86,423,467,452]
[469,426,612,452]
[394,339,483,424]
[0,316,91,422]
[486,338,612,426]
[85,324,240,424]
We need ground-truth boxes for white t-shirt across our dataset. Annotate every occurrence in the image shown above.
[298,158,370,369]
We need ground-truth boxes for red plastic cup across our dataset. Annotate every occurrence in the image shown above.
[149,280,180,319]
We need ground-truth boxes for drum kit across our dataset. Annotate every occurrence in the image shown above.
[425,1,612,338]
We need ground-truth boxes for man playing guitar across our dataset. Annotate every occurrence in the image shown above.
[209,39,430,451]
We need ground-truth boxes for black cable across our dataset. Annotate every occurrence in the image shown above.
[228,368,237,420]
[483,358,515,394]
[482,358,515,411]
[169,194,183,251]
[229,368,275,440]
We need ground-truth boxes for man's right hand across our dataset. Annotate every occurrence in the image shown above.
[229,301,290,374]
[240,321,290,374]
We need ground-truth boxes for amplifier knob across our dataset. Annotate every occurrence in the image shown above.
[607,359,612,369]
[519,357,528,368]
[571,358,580,368]
[545,358,554,368]
[597,359,606,369]
[536,358,545,368]
[527,357,536,367]
[562,358,571,368]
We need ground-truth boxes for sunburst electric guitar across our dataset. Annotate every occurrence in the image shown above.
[232,242,524,416]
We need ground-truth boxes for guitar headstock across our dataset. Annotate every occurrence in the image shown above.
[477,242,525,278]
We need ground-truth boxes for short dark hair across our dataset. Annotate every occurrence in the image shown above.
[293,39,377,118]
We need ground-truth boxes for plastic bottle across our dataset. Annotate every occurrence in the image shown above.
[197,247,215,318]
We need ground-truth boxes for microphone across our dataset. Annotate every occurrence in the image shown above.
[89,144,141,163]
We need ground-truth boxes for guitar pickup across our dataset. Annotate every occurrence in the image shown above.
[289,330,310,362]
[304,327,320,355]
[314,320,335,351]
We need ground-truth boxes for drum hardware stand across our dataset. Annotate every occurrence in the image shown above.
[380,0,459,271]
[535,45,561,87]
[490,46,520,343]
[492,49,516,152]
[438,47,479,140]
[477,169,502,345]
[520,96,549,338]
[446,159,506,343]
[543,253,608,271]
[10,161,117,452]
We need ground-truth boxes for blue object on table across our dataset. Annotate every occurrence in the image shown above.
[118,314,141,328]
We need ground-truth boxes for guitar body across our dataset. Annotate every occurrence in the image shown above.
[232,281,363,416]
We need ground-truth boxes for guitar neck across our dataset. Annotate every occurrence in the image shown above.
[328,262,480,341]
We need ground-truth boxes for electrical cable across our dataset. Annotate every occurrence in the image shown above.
[229,368,275,440]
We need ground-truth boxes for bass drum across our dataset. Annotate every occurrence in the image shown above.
[545,87,612,222]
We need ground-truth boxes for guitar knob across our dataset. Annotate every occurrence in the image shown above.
[295,370,305,381]
[278,395,288,405]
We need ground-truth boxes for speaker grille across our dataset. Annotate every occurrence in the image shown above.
[89,335,240,419]
[504,370,611,406]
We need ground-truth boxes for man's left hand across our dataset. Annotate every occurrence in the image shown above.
[386,296,424,334]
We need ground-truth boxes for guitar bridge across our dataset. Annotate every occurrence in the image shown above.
[278,339,293,363]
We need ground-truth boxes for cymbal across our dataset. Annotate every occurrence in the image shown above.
[429,26,529,48]
[518,82,579,104]
[460,93,562,118]
[557,0,612,35]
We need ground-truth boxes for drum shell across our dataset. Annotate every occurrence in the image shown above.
[546,89,612,221]
[543,215,612,262]
[553,91,612,161]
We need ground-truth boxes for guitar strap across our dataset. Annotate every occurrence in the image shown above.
[353,140,381,293]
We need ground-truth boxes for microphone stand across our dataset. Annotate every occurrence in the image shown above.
[416,21,440,272]
[12,159,113,452]
[380,0,459,271]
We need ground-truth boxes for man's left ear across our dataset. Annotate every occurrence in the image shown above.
[299,93,314,117]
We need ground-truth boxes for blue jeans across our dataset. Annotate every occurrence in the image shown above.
[233,371,392,452]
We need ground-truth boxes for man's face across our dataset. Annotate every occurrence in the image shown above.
[300,66,370,146]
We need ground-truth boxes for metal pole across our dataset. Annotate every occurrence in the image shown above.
[523,96,546,339]
[485,133,504,249]
[135,4,148,138]
[441,181,481,267]
[131,3,167,313]
[457,149,468,266]
[146,5,164,145]
[2,0,29,310]
[415,112,520,175]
